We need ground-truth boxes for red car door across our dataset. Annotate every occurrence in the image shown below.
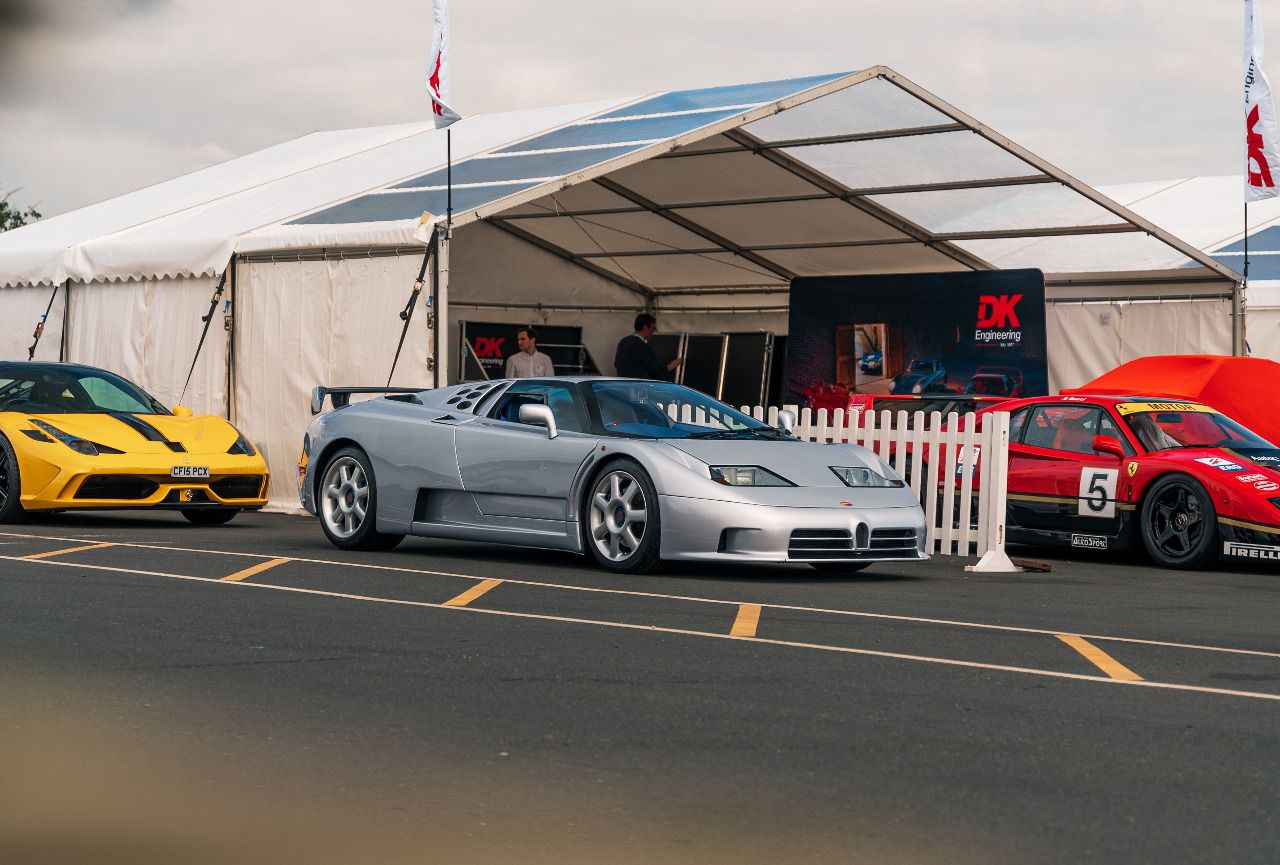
[1007,403,1130,541]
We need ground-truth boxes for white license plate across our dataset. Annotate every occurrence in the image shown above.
[171,466,210,479]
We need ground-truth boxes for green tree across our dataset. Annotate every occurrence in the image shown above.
[1,187,42,232]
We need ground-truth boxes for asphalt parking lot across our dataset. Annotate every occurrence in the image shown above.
[2,510,1278,864]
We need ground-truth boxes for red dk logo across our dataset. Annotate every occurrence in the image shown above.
[475,337,505,358]
[1248,104,1275,188]
[976,294,1023,329]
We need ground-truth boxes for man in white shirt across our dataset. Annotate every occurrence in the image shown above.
[505,326,555,378]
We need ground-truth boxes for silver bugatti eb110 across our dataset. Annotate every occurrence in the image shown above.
[299,378,927,574]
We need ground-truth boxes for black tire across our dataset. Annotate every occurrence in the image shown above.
[809,562,871,574]
[582,457,664,574]
[1139,473,1217,570]
[316,446,404,552]
[181,509,238,526]
[0,434,25,524]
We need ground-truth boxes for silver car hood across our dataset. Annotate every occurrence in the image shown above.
[668,438,891,488]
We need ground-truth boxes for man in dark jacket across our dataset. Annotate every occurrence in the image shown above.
[614,313,683,379]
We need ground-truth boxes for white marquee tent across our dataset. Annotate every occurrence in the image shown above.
[0,67,1241,509]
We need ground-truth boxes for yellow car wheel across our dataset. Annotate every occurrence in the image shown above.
[0,434,24,524]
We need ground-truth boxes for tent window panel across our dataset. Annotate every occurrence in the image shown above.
[669,198,910,247]
[1213,253,1273,278]
[590,252,786,289]
[289,183,539,225]
[502,211,712,255]
[743,77,954,141]
[596,73,847,119]
[1214,224,1280,253]
[497,109,745,154]
[758,243,967,277]
[955,233,1198,273]
[783,132,1034,189]
[869,184,1122,234]
[392,145,643,189]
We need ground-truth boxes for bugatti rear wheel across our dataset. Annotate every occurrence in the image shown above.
[318,447,404,551]
[583,458,664,574]
[1139,473,1217,570]
[0,434,24,524]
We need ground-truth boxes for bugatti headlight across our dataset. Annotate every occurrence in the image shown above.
[830,466,902,488]
[31,419,100,456]
[1270,497,1280,510]
[227,429,257,456]
[709,465,794,487]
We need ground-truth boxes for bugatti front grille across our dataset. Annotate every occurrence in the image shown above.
[75,476,159,500]
[212,476,265,499]
[789,527,919,560]
[869,528,919,557]
[789,529,853,560]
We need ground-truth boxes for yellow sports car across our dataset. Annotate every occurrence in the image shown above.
[0,362,268,525]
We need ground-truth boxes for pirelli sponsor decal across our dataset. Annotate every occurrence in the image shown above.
[1223,541,1280,560]
[1114,401,1217,416]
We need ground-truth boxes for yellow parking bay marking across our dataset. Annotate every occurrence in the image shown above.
[21,543,114,560]
[443,579,503,607]
[1056,634,1143,682]
[221,557,291,583]
[4,530,1280,661]
[731,604,762,638]
[4,552,1278,703]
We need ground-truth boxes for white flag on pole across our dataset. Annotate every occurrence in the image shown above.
[427,0,461,128]
[1246,0,1280,200]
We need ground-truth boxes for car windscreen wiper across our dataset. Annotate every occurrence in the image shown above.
[686,427,786,440]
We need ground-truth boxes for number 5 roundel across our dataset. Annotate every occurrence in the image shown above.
[1078,468,1119,518]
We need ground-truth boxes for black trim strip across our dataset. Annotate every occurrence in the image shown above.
[108,412,187,453]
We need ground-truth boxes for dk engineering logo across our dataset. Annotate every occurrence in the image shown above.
[975,294,1023,346]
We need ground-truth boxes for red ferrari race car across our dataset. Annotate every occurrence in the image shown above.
[973,394,1280,569]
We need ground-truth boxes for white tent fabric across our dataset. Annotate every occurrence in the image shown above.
[0,99,632,288]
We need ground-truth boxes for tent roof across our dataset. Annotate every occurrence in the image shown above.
[0,67,1237,293]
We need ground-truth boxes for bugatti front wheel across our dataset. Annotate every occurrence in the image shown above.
[0,434,24,524]
[584,458,664,574]
[1139,473,1217,570]
[318,447,403,552]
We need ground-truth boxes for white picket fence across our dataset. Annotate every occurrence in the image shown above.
[740,405,1013,563]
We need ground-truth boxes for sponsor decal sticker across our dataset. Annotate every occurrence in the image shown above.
[1252,454,1280,463]
[1071,534,1108,550]
[1237,473,1268,483]
[1196,457,1246,472]
[1114,401,1216,415]
[1062,396,1088,402]
[1223,541,1280,560]
[1127,461,1139,478]
[1256,480,1280,492]
[974,294,1023,346]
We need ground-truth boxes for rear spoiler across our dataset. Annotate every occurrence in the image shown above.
[311,386,426,414]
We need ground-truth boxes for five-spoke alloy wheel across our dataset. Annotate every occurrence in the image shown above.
[318,447,403,551]
[1140,473,1217,570]
[0,434,23,524]
[584,458,663,573]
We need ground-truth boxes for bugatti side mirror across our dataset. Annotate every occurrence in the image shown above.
[776,409,796,435]
[519,403,559,439]
[310,387,326,415]
[1092,434,1125,460]
[172,405,193,418]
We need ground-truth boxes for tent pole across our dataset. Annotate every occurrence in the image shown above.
[1237,202,1249,355]
[437,127,452,388]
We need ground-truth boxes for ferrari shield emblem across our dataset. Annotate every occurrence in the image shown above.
[1127,462,1139,478]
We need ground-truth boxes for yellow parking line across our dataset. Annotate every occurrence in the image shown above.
[731,603,762,638]
[221,557,291,583]
[1056,634,1143,681]
[22,543,114,560]
[443,578,503,608]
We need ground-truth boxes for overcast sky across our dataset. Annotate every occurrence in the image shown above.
[0,0,1256,218]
